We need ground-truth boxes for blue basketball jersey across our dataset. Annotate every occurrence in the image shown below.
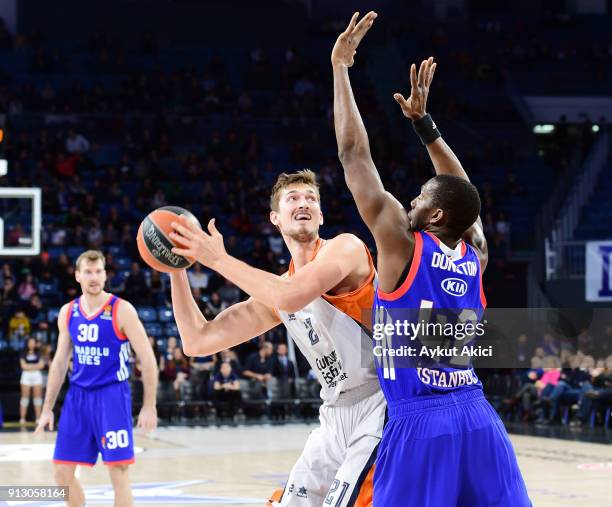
[373,231,487,401]
[66,294,131,389]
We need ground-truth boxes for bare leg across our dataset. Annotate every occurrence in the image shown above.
[108,464,133,507]
[53,463,86,507]
[20,384,31,422]
[33,384,43,420]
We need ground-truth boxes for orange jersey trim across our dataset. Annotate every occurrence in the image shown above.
[111,297,128,340]
[287,238,375,329]
[78,294,114,321]
[378,232,423,302]
[53,459,95,467]
[354,464,375,507]
[104,457,135,466]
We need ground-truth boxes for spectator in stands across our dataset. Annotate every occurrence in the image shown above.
[17,272,37,301]
[218,279,241,305]
[124,262,148,304]
[26,295,46,326]
[217,349,242,375]
[9,310,31,341]
[503,356,543,421]
[19,337,44,424]
[187,263,209,291]
[159,335,179,371]
[0,263,15,286]
[243,341,273,398]
[162,347,191,399]
[213,362,242,419]
[65,129,91,155]
[147,270,167,306]
[571,356,612,428]
[535,356,562,423]
[202,291,227,320]
[271,343,296,397]
[543,355,593,424]
[577,328,595,356]
[540,333,560,357]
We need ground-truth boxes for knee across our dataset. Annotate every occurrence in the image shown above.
[109,464,129,479]
[53,464,75,485]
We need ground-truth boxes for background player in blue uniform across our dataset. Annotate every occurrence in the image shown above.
[35,250,158,507]
[332,12,531,507]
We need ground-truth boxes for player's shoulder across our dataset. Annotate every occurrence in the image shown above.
[57,301,72,321]
[326,233,367,252]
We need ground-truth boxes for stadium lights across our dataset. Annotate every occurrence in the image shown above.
[533,124,555,134]
[0,159,6,177]
[592,125,600,133]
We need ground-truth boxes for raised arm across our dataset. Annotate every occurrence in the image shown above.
[35,305,73,434]
[331,13,414,292]
[394,58,488,269]
[171,218,370,314]
[170,269,280,357]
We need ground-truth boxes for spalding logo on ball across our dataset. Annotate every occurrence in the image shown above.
[137,206,202,273]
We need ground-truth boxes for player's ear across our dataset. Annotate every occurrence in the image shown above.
[319,210,324,226]
[430,208,444,225]
[269,210,280,227]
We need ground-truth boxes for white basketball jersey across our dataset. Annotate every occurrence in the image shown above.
[277,239,378,404]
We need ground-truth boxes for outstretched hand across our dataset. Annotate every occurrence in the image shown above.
[331,11,378,68]
[170,216,227,270]
[394,57,436,121]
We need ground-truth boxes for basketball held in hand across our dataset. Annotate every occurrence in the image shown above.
[137,206,202,273]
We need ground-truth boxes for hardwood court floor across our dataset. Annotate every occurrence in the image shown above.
[0,424,611,506]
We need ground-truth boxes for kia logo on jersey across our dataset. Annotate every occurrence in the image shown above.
[441,278,467,297]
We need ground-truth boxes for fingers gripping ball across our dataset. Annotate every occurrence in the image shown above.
[137,206,202,272]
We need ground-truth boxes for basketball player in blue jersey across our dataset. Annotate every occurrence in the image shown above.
[35,250,158,507]
[332,12,531,507]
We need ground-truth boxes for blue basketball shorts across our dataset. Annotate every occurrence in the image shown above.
[53,381,134,467]
[373,388,531,507]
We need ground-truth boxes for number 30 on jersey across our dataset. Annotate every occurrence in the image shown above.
[77,323,99,343]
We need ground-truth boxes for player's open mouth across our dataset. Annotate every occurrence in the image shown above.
[294,213,311,221]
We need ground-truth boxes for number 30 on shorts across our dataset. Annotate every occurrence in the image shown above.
[104,430,129,449]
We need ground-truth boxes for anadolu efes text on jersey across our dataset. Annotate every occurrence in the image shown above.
[66,294,131,389]
[373,231,487,401]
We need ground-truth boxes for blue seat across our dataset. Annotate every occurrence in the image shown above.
[67,246,83,260]
[115,257,131,270]
[137,307,157,322]
[158,308,174,322]
[47,308,60,323]
[165,323,178,336]
[144,322,163,338]
[47,247,65,259]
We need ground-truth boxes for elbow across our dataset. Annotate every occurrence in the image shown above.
[273,294,305,314]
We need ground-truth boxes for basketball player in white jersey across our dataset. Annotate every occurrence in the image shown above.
[169,170,383,506]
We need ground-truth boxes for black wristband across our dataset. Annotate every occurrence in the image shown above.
[412,114,441,145]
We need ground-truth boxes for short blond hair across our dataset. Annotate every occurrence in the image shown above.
[75,250,106,271]
[270,169,320,212]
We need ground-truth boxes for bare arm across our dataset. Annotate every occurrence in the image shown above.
[118,301,158,411]
[331,12,410,243]
[394,58,488,270]
[331,13,414,292]
[171,219,370,313]
[35,305,73,433]
[170,270,280,357]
